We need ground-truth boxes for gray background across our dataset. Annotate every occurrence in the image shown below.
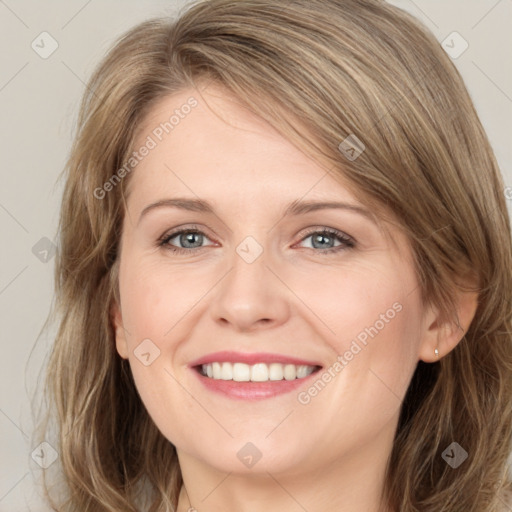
[0,0,511,509]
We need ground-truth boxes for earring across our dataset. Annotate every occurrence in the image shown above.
[434,348,439,358]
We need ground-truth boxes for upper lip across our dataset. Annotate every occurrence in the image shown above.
[188,351,323,368]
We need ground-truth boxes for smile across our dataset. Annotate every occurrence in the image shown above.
[199,362,319,382]
[189,351,323,399]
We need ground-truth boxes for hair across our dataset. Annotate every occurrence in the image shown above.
[34,0,512,510]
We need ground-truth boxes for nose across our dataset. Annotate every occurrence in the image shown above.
[209,242,291,333]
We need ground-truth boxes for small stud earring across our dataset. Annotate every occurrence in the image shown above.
[434,348,439,358]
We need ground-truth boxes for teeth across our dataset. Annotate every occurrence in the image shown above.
[283,364,296,380]
[268,363,283,381]
[251,363,268,382]
[212,362,222,379]
[233,362,250,381]
[200,362,316,382]
[296,365,310,378]
[221,362,232,380]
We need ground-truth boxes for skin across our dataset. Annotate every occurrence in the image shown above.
[112,85,477,512]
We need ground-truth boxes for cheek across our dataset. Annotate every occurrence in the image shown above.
[119,258,204,339]
[299,260,418,349]
[297,261,423,418]
[117,259,211,437]
[293,299,422,463]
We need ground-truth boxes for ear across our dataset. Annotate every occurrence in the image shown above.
[418,286,479,363]
[110,300,129,360]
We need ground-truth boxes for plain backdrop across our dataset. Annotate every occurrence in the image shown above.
[0,0,511,509]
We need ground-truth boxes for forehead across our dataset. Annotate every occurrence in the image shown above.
[126,85,359,205]
[123,85,407,251]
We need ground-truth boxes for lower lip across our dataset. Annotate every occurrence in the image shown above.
[191,367,322,400]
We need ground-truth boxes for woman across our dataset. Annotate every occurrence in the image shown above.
[36,0,512,510]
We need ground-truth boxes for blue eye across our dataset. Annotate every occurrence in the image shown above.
[158,226,355,255]
[158,227,214,254]
[298,228,355,253]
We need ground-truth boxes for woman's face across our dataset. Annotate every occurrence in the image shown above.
[113,85,431,476]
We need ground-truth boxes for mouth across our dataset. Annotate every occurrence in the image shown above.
[195,362,322,382]
[188,351,323,400]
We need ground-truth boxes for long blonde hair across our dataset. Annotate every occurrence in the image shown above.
[36,0,512,510]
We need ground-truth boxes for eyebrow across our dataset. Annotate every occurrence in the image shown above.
[138,197,376,225]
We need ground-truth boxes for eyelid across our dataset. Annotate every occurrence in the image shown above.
[293,226,355,250]
[296,226,354,242]
[158,224,355,254]
[158,224,217,246]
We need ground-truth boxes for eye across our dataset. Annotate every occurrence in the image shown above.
[296,228,355,254]
[158,226,216,254]
[158,226,355,255]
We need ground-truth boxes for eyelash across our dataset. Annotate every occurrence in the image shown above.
[157,225,355,255]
